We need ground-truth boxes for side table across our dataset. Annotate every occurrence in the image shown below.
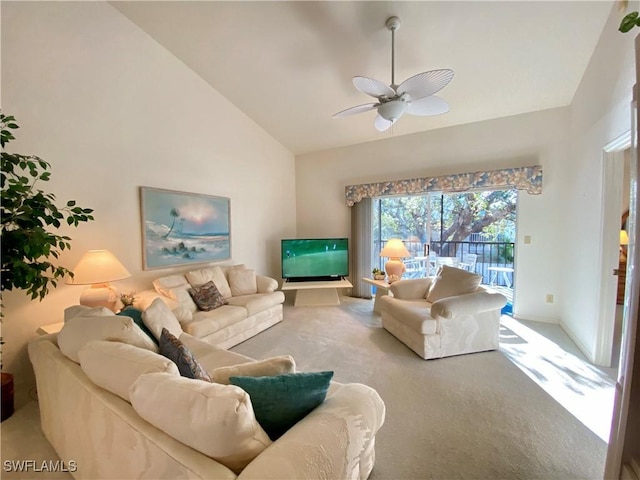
[37,322,64,335]
[362,278,392,314]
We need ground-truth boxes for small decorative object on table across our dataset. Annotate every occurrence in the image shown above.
[372,268,386,281]
[120,291,136,308]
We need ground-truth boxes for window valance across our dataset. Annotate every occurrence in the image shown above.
[345,165,542,206]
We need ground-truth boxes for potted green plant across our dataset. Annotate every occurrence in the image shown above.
[1,113,94,421]
[372,268,386,280]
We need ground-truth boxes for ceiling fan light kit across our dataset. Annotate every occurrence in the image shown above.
[333,16,454,132]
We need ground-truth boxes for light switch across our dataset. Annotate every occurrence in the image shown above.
[524,235,532,245]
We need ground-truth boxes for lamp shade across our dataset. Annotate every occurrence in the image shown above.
[380,239,411,259]
[68,250,131,285]
[620,230,630,246]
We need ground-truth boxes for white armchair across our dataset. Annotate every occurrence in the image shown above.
[380,267,507,360]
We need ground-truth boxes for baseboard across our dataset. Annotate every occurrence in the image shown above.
[558,320,595,364]
[511,313,559,324]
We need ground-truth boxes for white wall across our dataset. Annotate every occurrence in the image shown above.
[561,3,637,361]
[1,2,296,406]
[297,107,570,323]
[296,2,638,364]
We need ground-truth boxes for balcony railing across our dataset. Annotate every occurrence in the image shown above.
[375,239,515,287]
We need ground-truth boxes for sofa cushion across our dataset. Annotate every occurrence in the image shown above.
[188,281,228,311]
[143,297,183,340]
[117,307,158,346]
[183,305,248,338]
[152,274,189,297]
[228,268,258,296]
[226,292,285,316]
[166,285,199,313]
[426,265,482,303]
[210,355,296,385]
[78,340,179,401]
[159,328,212,382]
[57,314,158,363]
[129,372,272,474]
[230,371,334,441]
[186,266,232,299]
[383,299,438,334]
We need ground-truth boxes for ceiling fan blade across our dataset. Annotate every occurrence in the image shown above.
[407,95,450,116]
[397,69,454,99]
[332,103,378,118]
[353,76,396,99]
[374,115,394,132]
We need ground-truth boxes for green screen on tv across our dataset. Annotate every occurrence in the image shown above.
[281,238,349,280]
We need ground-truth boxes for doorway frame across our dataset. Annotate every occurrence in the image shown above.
[595,131,631,366]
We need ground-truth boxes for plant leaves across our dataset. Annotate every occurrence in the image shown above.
[620,11,639,32]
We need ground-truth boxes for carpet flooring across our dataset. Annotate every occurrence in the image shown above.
[232,297,607,480]
[1,296,608,479]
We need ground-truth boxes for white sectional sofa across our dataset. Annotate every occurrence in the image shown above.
[28,307,386,480]
[135,264,284,349]
[380,266,507,360]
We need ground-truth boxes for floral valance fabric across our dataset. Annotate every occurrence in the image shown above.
[345,165,542,206]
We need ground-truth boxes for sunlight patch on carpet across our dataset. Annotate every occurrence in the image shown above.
[500,315,615,442]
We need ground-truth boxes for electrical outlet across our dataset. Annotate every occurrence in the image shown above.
[545,294,554,304]
[524,235,532,245]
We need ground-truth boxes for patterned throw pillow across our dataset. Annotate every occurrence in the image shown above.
[159,328,212,382]
[188,281,228,311]
[230,371,334,440]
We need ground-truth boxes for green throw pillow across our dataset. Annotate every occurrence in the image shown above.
[117,307,158,346]
[230,371,333,441]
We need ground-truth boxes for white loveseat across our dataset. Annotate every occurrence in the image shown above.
[380,266,507,360]
[28,309,386,479]
[135,264,284,349]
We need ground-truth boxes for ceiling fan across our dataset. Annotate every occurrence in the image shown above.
[333,16,454,132]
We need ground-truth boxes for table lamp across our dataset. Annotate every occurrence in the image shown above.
[380,239,411,280]
[67,250,131,311]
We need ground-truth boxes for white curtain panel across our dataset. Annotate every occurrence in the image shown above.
[350,197,372,299]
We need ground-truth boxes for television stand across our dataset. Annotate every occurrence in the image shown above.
[281,278,353,306]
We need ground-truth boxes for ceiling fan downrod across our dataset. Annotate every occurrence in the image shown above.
[386,16,401,89]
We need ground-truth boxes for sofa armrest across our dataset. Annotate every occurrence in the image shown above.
[256,275,278,293]
[430,290,507,319]
[238,383,385,480]
[389,278,433,299]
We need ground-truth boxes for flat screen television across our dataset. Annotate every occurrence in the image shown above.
[281,238,349,282]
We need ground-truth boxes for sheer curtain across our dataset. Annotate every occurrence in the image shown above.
[350,197,372,298]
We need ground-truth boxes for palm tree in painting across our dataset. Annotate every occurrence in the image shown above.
[163,208,180,239]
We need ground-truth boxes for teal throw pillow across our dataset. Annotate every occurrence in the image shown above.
[229,371,333,440]
[117,307,158,346]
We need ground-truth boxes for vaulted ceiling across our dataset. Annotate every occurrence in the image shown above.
[113,1,614,155]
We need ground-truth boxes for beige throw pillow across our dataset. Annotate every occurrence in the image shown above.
[426,265,482,303]
[152,274,190,298]
[58,315,158,363]
[142,297,183,341]
[228,268,258,296]
[64,305,112,322]
[79,340,179,402]
[129,372,272,474]
[186,266,232,299]
[209,355,296,385]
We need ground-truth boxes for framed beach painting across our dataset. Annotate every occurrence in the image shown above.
[140,187,231,270]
